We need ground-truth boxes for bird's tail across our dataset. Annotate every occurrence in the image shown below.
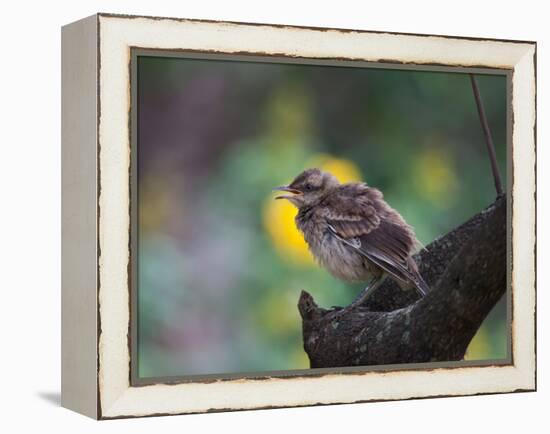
[414,274,429,297]
[415,238,429,253]
[406,256,429,297]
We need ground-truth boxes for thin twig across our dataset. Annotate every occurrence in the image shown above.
[469,74,504,196]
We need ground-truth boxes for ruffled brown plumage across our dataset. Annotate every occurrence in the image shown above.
[274,168,428,310]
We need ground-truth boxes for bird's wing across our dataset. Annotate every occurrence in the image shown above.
[324,187,425,292]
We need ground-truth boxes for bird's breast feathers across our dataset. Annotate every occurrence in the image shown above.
[298,216,375,282]
[294,183,418,283]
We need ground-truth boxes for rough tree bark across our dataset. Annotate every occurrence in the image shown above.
[298,196,506,368]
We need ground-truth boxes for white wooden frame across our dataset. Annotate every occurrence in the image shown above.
[61,13,536,419]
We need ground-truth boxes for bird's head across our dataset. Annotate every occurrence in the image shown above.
[273,168,339,208]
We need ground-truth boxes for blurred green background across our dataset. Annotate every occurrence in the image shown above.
[137,55,508,378]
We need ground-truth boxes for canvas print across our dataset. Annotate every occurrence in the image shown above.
[134,54,508,380]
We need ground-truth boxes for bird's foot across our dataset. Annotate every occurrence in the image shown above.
[327,304,360,320]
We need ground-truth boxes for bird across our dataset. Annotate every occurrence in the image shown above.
[273,168,428,312]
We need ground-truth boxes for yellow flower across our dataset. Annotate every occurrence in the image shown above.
[139,176,172,232]
[464,326,491,360]
[308,154,363,184]
[256,289,301,335]
[265,82,313,146]
[263,154,362,266]
[264,196,313,264]
[290,347,311,369]
[413,148,458,207]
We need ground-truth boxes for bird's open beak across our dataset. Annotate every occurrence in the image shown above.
[273,186,302,200]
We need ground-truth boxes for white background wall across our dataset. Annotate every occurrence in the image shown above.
[0,1,546,432]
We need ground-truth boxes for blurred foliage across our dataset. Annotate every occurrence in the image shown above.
[137,56,508,378]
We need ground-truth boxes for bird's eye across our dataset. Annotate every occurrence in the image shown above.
[304,183,313,191]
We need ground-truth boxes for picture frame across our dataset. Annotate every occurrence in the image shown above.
[61,13,536,419]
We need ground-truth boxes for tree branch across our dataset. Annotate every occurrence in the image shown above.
[298,196,506,368]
